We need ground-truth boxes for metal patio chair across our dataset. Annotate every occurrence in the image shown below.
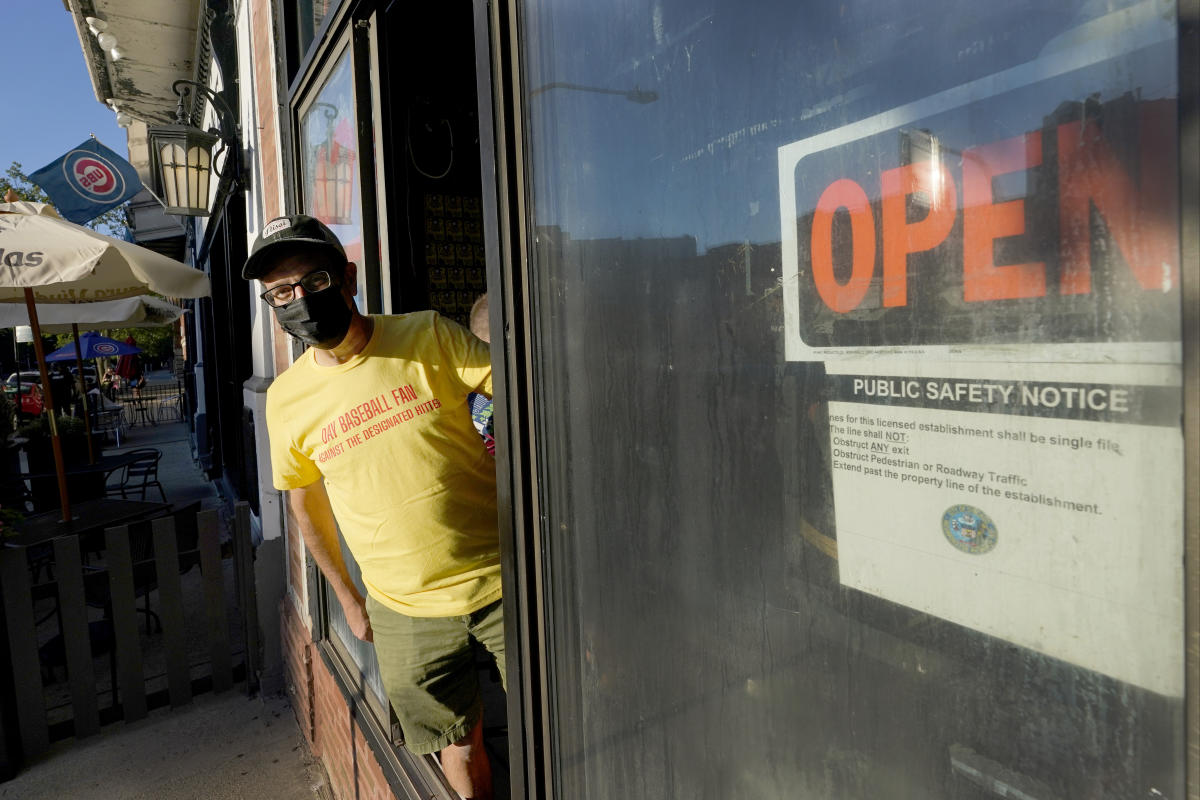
[92,405,128,447]
[112,448,167,502]
[156,391,184,422]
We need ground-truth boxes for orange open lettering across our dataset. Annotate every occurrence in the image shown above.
[881,161,957,307]
[962,132,1045,302]
[811,179,875,313]
[1057,112,1177,294]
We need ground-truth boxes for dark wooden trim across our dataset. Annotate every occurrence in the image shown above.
[199,509,233,693]
[350,14,383,314]
[152,517,191,709]
[234,503,260,694]
[105,523,147,722]
[52,537,99,738]
[0,547,47,757]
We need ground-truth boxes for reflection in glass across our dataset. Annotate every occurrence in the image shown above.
[326,530,386,709]
[300,48,367,312]
[294,0,335,59]
[517,0,1185,797]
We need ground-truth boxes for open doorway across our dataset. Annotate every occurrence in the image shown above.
[376,2,508,796]
[379,0,488,328]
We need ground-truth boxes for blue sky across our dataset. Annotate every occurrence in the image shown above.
[1,4,127,178]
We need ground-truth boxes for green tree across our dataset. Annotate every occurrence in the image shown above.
[2,161,129,237]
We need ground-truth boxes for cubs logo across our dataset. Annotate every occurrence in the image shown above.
[60,150,125,200]
[93,342,119,355]
[941,504,998,554]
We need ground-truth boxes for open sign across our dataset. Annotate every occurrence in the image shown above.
[778,26,1179,364]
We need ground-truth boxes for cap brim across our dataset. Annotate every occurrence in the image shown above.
[242,238,346,280]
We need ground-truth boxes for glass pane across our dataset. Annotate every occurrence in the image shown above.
[325,531,387,709]
[293,0,335,59]
[517,0,1186,798]
[299,46,369,313]
[297,43,381,700]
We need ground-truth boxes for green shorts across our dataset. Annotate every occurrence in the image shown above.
[365,595,505,755]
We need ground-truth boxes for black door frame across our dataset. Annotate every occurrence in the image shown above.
[474,2,1200,799]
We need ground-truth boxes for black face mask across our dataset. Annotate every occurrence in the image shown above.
[272,286,353,348]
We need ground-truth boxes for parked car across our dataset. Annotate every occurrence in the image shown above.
[3,372,44,417]
[68,365,99,391]
[4,370,41,392]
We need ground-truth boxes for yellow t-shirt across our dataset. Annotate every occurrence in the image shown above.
[266,312,499,617]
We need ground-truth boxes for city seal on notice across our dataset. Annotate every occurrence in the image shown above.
[941,504,997,554]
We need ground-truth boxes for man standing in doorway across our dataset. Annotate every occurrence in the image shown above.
[246,215,502,800]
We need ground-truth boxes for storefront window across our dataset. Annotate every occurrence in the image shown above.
[299,46,370,314]
[517,0,1185,797]
[297,40,386,710]
[293,0,336,61]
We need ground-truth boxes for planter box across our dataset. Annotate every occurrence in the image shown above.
[23,438,104,513]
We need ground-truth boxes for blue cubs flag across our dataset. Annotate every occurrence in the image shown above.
[29,138,142,224]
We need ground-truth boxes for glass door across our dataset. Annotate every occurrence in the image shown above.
[500,0,1192,797]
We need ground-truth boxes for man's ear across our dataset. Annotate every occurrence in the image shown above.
[344,261,359,297]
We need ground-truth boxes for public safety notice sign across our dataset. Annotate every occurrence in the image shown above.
[776,11,1183,696]
[825,363,1182,696]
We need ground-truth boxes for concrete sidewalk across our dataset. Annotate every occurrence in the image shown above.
[0,691,329,799]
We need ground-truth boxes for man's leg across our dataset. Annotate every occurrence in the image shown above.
[446,599,505,798]
[366,596,493,799]
[468,599,506,691]
[440,716,493,800]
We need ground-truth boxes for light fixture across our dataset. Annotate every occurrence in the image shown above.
[96,31,118,50]
[110,47,125,61]
[146,79,242,217]
[115,112,133,128]
[85,16,107,34]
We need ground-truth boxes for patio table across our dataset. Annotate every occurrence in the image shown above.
[5,497,171,549]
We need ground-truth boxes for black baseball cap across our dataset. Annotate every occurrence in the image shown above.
[242,214,347,280]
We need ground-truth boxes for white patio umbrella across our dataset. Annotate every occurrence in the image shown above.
[0,201,208,301]
[2,296,186,464]
[0,197,210,521]
[0,294,184,332]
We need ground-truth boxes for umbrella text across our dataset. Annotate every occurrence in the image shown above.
[0,249,45,267]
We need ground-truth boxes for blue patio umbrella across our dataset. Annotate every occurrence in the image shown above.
[44,331,141,361]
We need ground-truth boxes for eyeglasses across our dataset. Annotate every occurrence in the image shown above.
[259,269,337,307]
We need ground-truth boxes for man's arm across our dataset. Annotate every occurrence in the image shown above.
[287,480,373,641]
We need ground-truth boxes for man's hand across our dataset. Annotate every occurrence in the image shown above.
[341,593,373,642]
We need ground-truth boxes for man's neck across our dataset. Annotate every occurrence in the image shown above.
[313,313,375,366]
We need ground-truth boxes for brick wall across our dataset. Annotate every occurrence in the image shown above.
[281,598,400,800]
[249,0,282,221]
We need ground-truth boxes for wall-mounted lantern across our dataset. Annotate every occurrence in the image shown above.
[146,80,242,217]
